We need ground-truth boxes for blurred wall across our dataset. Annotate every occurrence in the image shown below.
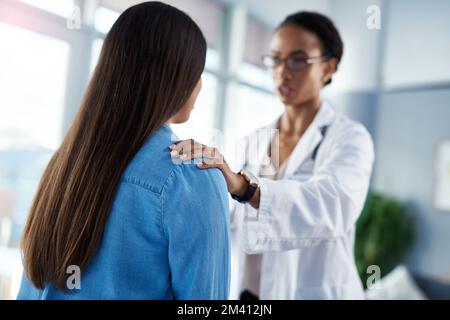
[374,88,450,277]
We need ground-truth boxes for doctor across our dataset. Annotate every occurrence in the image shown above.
[169,11,374,299]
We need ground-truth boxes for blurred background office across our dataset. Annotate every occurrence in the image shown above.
[1,0,450,299]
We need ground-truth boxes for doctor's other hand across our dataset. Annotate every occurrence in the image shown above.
[169,139,247,197]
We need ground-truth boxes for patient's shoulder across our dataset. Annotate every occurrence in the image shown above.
[161,163,229,234]
[121,125,178,194]
[165,162,227,199]
[121,124,227,197]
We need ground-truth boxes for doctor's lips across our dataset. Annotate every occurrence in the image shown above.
[278,84,293,98]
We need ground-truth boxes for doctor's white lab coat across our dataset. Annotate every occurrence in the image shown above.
[230,101,375,300]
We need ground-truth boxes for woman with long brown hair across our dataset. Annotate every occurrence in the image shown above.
[17,1,230,300]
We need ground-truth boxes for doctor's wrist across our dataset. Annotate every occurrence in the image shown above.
[226,171,248,196]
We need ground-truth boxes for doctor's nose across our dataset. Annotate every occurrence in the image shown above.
[274,63,293,82]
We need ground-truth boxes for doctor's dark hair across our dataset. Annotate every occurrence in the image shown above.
[278,11,343,86]
[21,1,206,291]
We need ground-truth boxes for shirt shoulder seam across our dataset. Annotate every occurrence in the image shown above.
[120,176,162,195]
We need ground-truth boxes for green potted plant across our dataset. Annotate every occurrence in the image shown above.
[355,192,414,288]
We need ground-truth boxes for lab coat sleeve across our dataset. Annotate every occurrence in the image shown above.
[243,124,375,254]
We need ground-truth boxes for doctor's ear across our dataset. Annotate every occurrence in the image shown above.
[322,57,338,86]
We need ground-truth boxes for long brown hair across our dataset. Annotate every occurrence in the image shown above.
[21,1,206,291]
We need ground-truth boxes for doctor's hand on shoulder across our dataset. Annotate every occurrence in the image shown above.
[169,140,260,208]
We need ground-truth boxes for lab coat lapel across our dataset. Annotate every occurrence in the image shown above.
[283,102,336,177]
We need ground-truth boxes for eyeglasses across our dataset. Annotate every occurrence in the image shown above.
[261,53,331,71]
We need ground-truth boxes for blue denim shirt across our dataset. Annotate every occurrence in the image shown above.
[17,123,230,300]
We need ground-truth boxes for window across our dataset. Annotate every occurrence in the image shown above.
[237,63,273,91]
[223,84,282,172]
[167,0,224,50]
[237,15,274,90]
[0,23,70,149]
[90,38,104,74]
[243,15,272,68]
[94,6,120,34]
[0,22,70,299]
[171,73,219,145]
[206,48,221,71]
[224,85,282,141]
